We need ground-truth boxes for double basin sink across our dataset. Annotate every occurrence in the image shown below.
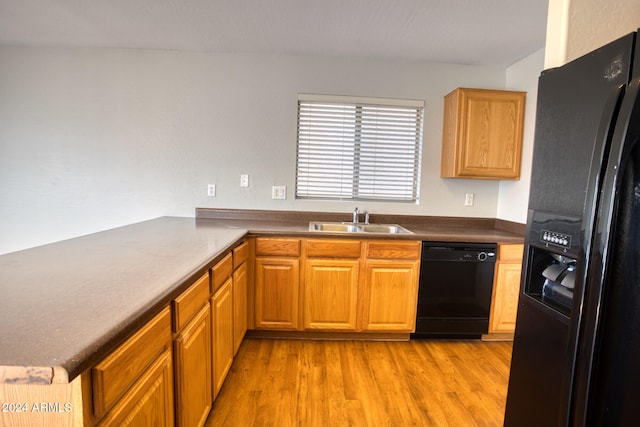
[309,221,413,234]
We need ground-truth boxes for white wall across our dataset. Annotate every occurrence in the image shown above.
[0,46,513,254]
[545,0,640,67]
[498,49,546,223]
[565,0,640,62]
[544,0,571,68]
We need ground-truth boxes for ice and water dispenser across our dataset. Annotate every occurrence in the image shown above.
[541,254,576,313]
[523,212,582,317]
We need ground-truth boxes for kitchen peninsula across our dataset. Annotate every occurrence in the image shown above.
[0,210,523,425]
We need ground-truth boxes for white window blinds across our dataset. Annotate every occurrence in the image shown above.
[296,94,424,202]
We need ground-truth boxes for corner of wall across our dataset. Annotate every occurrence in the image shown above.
[498,48,545,224]
[544,0,571,69]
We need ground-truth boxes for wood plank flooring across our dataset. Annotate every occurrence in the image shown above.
[205,338,513,427]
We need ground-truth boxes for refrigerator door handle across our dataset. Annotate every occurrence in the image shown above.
[565,82,627,424]
[571,77,640,425]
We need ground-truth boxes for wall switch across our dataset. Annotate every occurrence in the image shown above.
[272,185,286,200]
[240,174,249,187]
[208,184,216,197]
[465,193,474,206]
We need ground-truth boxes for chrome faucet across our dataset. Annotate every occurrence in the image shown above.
[352,207,370,224]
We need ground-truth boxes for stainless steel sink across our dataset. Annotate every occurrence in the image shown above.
[308,222,413,234]
[359,224,411,234]
[309,222,361,233]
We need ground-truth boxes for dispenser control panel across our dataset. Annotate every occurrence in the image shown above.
[529,210,581,257]
[541,230,572,249]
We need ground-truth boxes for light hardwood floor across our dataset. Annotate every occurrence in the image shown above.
[205,338,513,426]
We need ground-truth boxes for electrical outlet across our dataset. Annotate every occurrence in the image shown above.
[240,174,249,187]
[208,184,216,197]
[465,193,474,206]
[272,185,286,200]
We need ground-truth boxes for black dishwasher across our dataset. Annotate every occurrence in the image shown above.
[412,242,497,338]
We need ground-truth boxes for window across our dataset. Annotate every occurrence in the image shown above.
[295,94,424,203]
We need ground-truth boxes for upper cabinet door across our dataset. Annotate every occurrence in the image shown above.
[441,88,526,180]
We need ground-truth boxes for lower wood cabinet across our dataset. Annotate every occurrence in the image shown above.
[489,243,524,335]
[254,256,300,330]
[304,258,360,330]
[361,258,420,332]
[212,277,234,399]
[79,305,175,427]
[97,348,174,426]
[91,307,173,421]
[233,261,248,354]
[360,241,421,332]
[171,271,213,426]
[253,237,301,330]
[174,296,212,427]
[302,238,361,331]
[233,243,249,355]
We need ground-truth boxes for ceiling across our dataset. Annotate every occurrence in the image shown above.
[0,0,548,67]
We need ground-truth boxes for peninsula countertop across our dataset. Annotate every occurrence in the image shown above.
[0,217,247,384]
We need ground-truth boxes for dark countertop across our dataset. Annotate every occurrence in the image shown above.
[196,208,525,244]
[0,217,247,384]
[239,219,524,243]
[0,211,524,385]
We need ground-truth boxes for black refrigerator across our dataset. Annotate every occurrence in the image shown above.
[505,30,640,426]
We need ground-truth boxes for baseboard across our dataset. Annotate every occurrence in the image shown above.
[246,329,411,341]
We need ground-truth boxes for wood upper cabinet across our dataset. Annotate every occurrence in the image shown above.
[303,239,361,331]
[441,87,526,179]
[489,244,524,334]
[254,238,301,330]
[360,241,421,332]
[173,273,212,427]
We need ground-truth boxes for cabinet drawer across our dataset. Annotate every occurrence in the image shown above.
[233,241,249,268]
[306,239,361,258]
[96,348,174,426]
[173,272,210,332]
[255,238,301,257]
[212,253,233,292]
[498,244,524,262]
[92,306,172,419]
[366,241,421,260]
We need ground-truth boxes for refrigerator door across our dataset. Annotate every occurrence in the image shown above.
[527,35,633,217]
[571,77,640,425]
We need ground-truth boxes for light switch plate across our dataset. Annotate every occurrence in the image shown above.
[240,174,249,187]
[272,185,286,200]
